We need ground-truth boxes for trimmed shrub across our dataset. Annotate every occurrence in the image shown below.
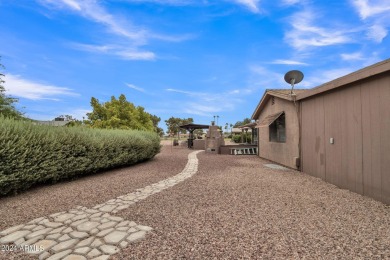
[0,116,161,195]
[232,134,251,143]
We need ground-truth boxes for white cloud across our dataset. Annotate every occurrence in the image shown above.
[116,50,156,60]
[228,0,261,13]
[70,43,156,60]
[125,83,145,92]
[350,0,390,20]
[40,0,147,42]
[122,0,195,5]
[285,9,353,50]
[4,74,78,100]
[366,24,388,42]
[270,59,308,65]
[300,68,356,88]
[281,0,302,6]
[165,88,244,117]
[341,52,364,61]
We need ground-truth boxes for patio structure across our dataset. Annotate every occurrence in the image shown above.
[179,123,210,149]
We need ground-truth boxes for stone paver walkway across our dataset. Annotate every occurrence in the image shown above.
[0,150,201,260]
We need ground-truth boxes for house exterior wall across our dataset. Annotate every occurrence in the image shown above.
[301,72,390,204]
[256,97,300,169]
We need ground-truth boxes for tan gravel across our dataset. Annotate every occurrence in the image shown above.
[113,151,390,259]
[1,143,390,259]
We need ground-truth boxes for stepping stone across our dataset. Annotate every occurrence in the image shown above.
[103,230,127,244]
[63,254,87,260]
[97,221,117,230]
[92,256,110,260]
[0,224,24,236]
[23,225,37,230]
[76,236,95,248]
[32,225,45,231]
[29,239,57,254]
[74,246,91,255]
[137,225,153,231]
[54,214,75,222]
[39,252,50,260]
[51,238,79,253]
[119,241,128,248]
[48,226,66,234]
[99,244,119,255]
[69,231,89,239]
[47,249,72,260]
[96,228,114,237]
[87,248,101,258]
[98,205,116,213]
[43,222,63,228]
[28,217,45,224]
[46,233,62,240]
[127,231,146,243]
[58,234,71,242]
[76,221,99,232]
[108,216,122,222]
[62,227,73,233]
[91,238,104,248]
[26,227,53,239]
[71,214,88,222]
[0,230,31,243]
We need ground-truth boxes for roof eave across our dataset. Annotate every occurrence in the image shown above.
[297,58,390,100]
[251,90,294,119]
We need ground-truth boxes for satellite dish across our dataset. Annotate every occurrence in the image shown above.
[284,70,304,85]
[284,70,304,95]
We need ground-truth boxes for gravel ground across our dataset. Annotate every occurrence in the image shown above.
[0,142,190,259]
[1,143,390,259]
[113,151,390,259]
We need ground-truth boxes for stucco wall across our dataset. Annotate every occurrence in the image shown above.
[256,97,300,169]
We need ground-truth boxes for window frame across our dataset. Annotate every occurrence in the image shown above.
[269,113,286,143]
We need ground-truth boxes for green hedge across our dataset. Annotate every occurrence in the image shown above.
[232,134,251,143]
[0,117,161,195]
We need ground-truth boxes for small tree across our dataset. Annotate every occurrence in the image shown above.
[233,118,251,127]
[86,94,155,131]
[0,58,24,119]
[165,117,194,139]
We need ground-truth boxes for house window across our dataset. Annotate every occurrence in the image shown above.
[269,113,286,142]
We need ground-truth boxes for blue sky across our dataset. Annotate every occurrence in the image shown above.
[1,0,389,132]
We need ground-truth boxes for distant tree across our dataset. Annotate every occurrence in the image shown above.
[86,94,154,131]
[165,117,193,136]
[233,118,252,127]
[150,114,164,137]
[0,58,24,119]
[55,115,76,121]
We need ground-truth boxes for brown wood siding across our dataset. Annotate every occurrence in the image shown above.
[301,97,326,180]
[301,73,390,204]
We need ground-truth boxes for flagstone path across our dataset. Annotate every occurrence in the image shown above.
[0,150,202,260]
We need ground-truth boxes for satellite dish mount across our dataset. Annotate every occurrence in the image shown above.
[284,70,304,95]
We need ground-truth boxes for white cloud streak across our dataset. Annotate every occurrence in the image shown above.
[40,0,147,42]
[70,43,156,60]
[350,0,390,20]
[165,88,244,116]
[4,74,79,100]
[270,59,308,65]
[341,52,364,61]
[285,9,354,50]
[350,0,390,43]
[229,0,261,13]
[125,83,145,92]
